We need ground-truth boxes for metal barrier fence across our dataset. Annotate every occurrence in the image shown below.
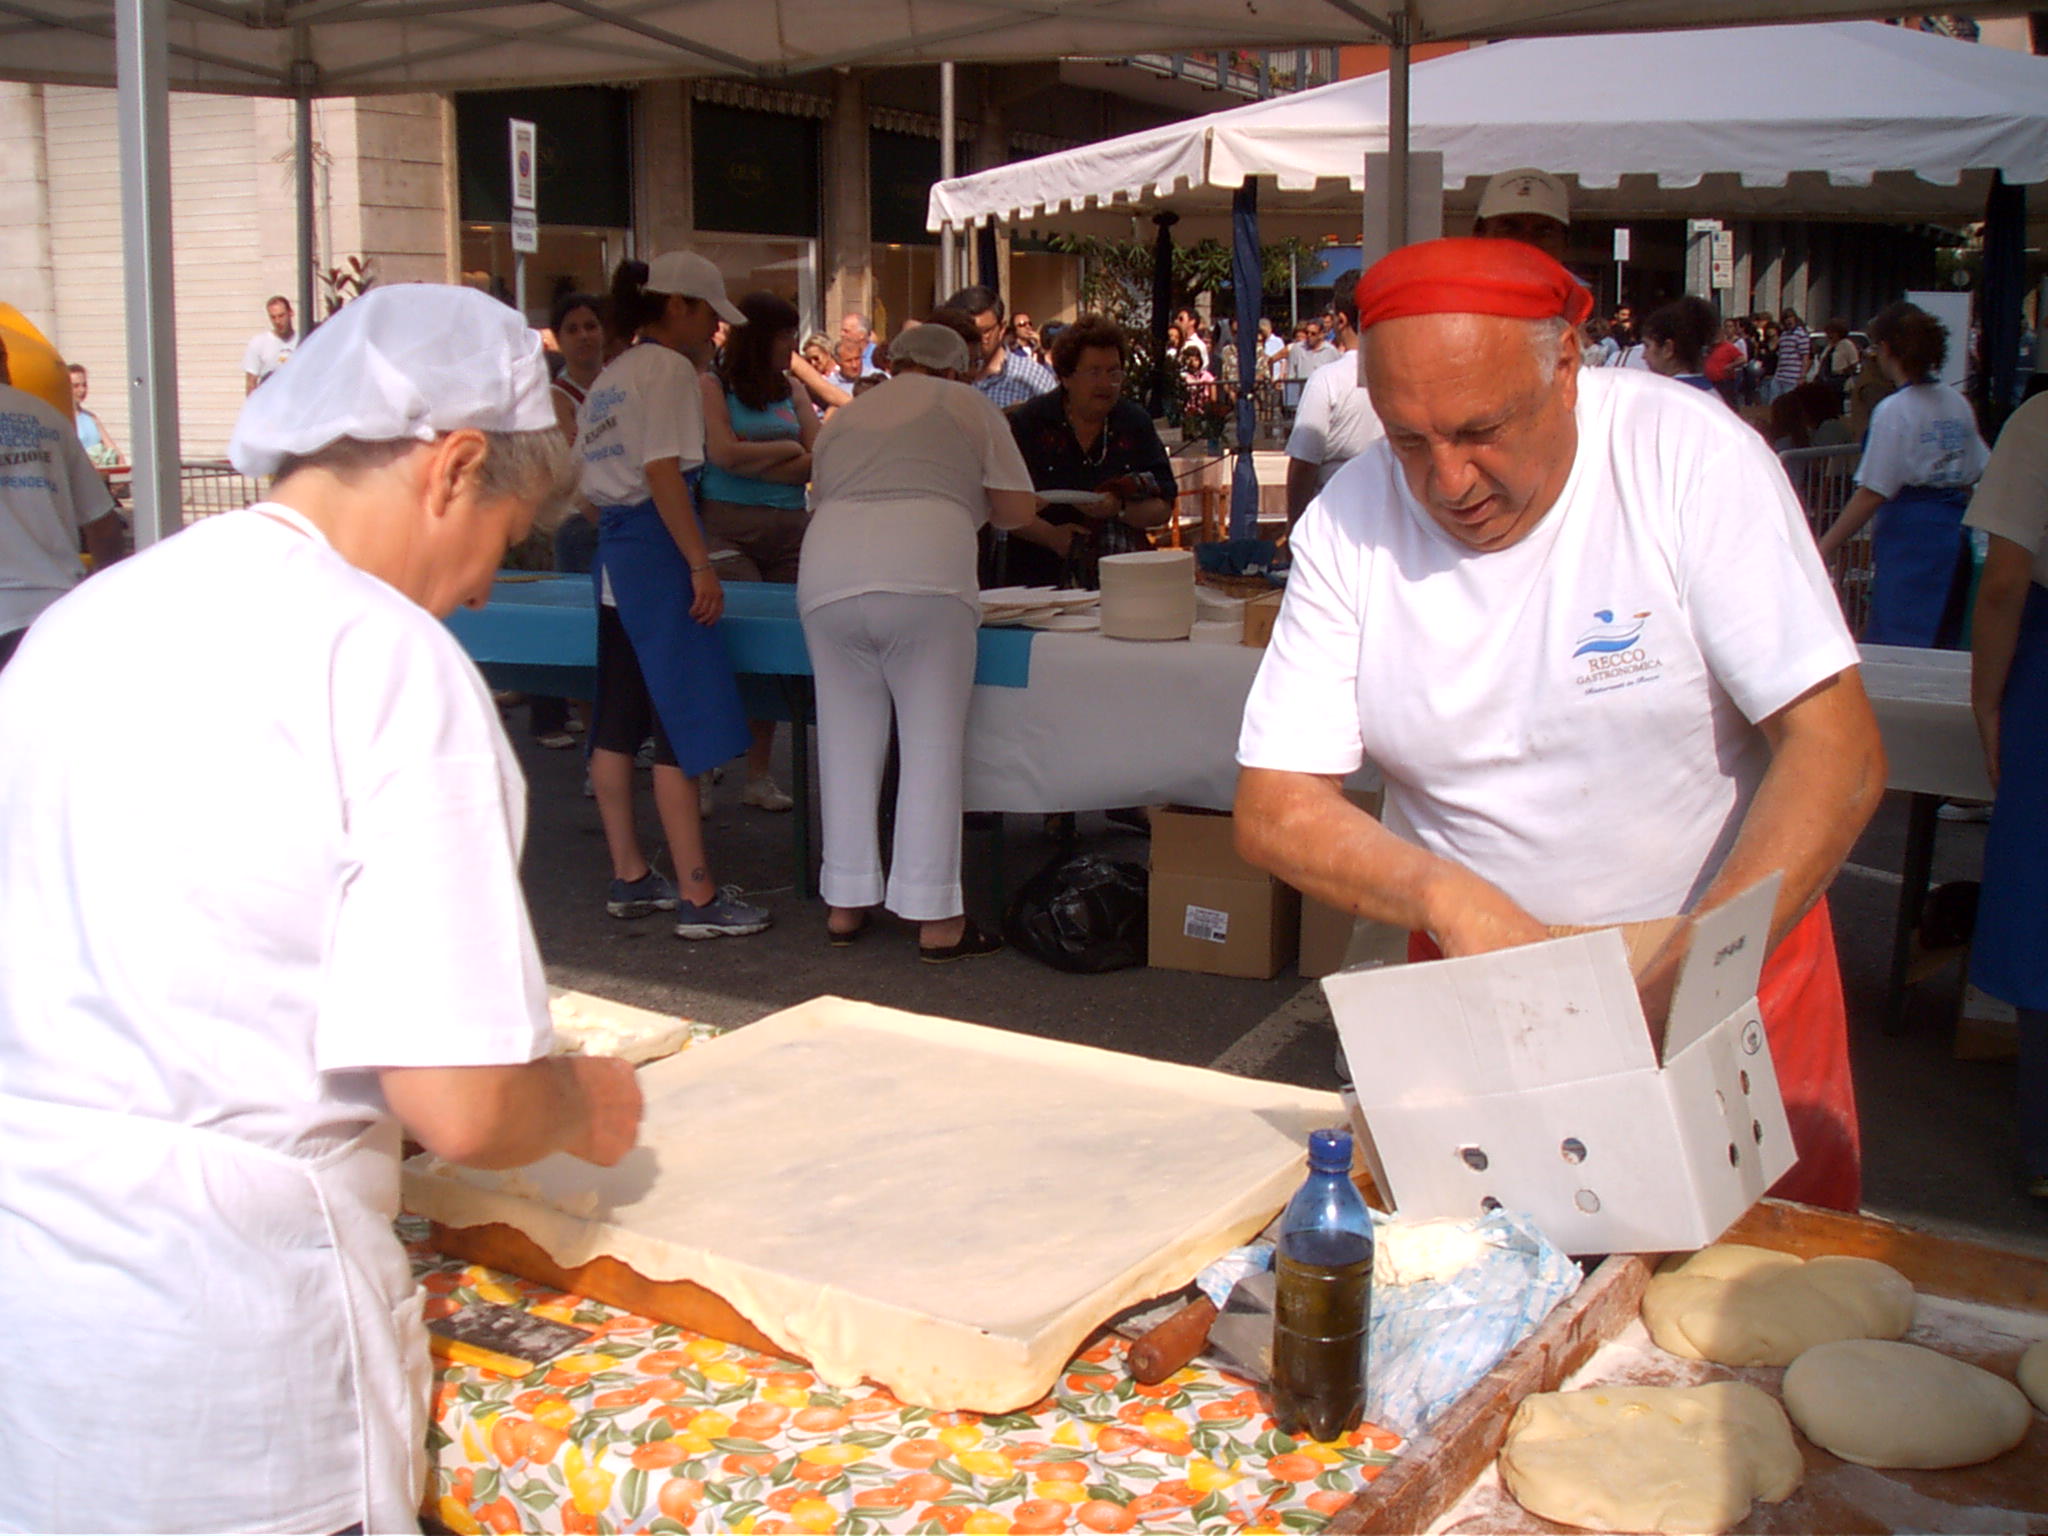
[102,460,270,542]
[1778,443,1871,635]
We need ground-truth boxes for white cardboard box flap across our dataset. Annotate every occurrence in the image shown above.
[1321,926,1651,1099]
[1660,875,1780,1061]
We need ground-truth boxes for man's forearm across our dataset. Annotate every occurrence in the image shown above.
[1285,458,1319,523]
[382,1058,590,1169]
[1695,669,1885,947]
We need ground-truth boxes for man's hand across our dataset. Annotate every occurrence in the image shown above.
[560,1056,643,1167]
[1420,862,1549,958]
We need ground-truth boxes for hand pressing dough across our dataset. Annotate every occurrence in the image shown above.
[1641,1243,1914,1366]
[2021,1340,2048,1415]
[1783,1339,2032,1469]
[1498,1381,1802,1534]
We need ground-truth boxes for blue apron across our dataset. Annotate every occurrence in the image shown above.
[1864,484,1971,648]
[1971,583,2048,1013]
[593,496,752,778]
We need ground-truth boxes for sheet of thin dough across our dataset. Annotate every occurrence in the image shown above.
[404,995,1341,1411]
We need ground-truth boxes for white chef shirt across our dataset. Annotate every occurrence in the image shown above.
[1853,381,1990,498]
[578,342,706,508]
[0,382,117,635]
[1285,352,1385,488]
[242,327,295,384]
[0,503,551,1534]
[798,373,1034,618]
[1965,391,2048,589]
[1239,369,1859,925]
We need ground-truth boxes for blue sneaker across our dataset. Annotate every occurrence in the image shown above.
[606,869,679,919]
[674,886,772,940]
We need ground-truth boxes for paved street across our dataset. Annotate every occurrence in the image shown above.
[509,718,2045,1258]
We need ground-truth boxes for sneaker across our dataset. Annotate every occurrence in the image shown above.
[742,774,795,812]
[635,738,657,769]
[606,869,679,919]
[535,730,577,750]
[581,769,595,799]
[1936,800,1992,823]
[674,886,772,940]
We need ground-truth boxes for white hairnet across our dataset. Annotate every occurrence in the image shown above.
[229,284,556,476]
[888,323,970,375]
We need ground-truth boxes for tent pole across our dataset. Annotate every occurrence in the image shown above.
[115,0,180,547]
[939,62,957,302]
[1387,6,1411,250]
[1229,180,1260,538]
[294,54,317,335]
[1979,171,2025,437]
[1147,211,1178,419]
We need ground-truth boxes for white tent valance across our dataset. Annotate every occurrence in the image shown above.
[929,21,2048,236]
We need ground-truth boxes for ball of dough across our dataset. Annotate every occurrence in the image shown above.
[1641,1243,1914,1366]
[1783,1339,2032,1469]
[1498,1381,1802,1534]
[1374,1218,1491,1286]
[2020,1340,2048,1415]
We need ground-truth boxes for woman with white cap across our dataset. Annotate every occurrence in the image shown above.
[799,316,1042,958]
[0,284,643,1533]
[578,253,771,939]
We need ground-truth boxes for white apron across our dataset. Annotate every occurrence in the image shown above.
[0,1097,429,1534]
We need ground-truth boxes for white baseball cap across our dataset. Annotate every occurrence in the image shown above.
[228,283,554,476]
[887,323,971,375]
[643,251,745,325]
[1476,168,1570,228]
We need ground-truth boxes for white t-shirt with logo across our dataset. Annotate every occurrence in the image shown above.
[242,328,295,384]
[1239,368,1858,926]
[1285,352,1385,487]
[577,342,706,508]
[1853,381,1990,499]
[0,383,117,635]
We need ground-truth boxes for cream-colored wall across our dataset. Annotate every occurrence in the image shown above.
[0,86,453,463]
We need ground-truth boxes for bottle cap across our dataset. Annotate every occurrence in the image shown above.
[1307,1127,1353,1172]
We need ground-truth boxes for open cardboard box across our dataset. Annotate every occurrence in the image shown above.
[1323,876,1795,1255]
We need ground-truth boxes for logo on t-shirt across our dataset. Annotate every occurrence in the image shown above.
[1572,608,1663,694]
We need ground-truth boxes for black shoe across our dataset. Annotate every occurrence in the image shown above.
[919,918,1003,964]
[827,912,872,947]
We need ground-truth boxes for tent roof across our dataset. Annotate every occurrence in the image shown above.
[0,0,2027,98]
[928,20,2048,237]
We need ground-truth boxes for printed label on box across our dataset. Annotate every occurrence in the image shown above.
[1184,904,1230,943]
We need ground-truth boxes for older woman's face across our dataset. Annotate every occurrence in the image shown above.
[1063,344,1125,416]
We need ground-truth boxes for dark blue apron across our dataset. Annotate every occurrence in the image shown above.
[1971,583,2048,1013]
[593,496,751,778]
[1864,484,1971,648]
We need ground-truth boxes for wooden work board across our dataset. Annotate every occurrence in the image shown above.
[1328,1200,2048,1535]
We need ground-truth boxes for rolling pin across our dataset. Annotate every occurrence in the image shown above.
[1127,1294,1220,1384]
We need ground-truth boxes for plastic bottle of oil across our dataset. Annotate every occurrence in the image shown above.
[1271,1127,1373,1441]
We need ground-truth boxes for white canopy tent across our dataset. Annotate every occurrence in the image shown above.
[0,0,2027,540]
[928,21,2048,240]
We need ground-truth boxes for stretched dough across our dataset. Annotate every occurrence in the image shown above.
[2020,1339,2048,1415]
[1641,1243,1914,1366]
[1783,1339,2032,1469]
[1498,1381,1802,1534]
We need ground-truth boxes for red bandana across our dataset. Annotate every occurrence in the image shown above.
[1356,237,1592,330]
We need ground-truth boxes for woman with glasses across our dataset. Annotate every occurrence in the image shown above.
[1001,314,1177,589]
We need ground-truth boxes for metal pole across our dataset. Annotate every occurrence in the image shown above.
[1289,250,1298,329]
[293,61,316,333]
[938,62,957,302]
[115,0,180,546]
[1387,8,1411,251]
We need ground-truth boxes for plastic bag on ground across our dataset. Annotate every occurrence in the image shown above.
[1002,853,1149,973]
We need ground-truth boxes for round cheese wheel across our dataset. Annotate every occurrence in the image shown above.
[1782,1339,2031,1469]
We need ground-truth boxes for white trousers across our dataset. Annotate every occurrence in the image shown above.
[802,591,978,920]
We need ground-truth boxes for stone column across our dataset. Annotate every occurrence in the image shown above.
[1753,223,1783,316]
[1784,222,1811,322]
[0,84,58,330]
[821,70,870,334]
[1730,221,1754,318]
[635,81,693,253]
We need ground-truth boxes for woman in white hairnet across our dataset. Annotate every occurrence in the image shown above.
[0,285,642,1535]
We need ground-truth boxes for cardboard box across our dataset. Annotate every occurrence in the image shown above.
[1149,807,1300,980]
[1955,984,2018,1061]
[1242,590,1284,648]
[1322,877,1795,1255]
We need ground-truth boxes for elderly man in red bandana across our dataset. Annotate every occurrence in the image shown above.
[1234,238,1885,1212]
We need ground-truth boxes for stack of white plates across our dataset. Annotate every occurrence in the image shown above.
[980,586,1101,629]
[1098,549,1196,641]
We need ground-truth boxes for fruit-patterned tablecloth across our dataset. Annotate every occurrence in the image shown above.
[414,1241,1402,1536]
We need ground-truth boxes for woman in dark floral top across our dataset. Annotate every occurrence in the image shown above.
[997,314,1177,588]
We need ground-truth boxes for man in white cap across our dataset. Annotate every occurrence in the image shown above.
[1473,167,1571,261]
[0,284,643,1534]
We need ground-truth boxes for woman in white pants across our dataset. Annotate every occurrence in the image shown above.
[799,319,1043,958]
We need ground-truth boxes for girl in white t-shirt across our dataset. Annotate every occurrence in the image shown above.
[1819,302,1990,647]
[798,320,1041,958]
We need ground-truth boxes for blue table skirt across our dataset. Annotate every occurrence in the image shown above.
[445,574,1034,700]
